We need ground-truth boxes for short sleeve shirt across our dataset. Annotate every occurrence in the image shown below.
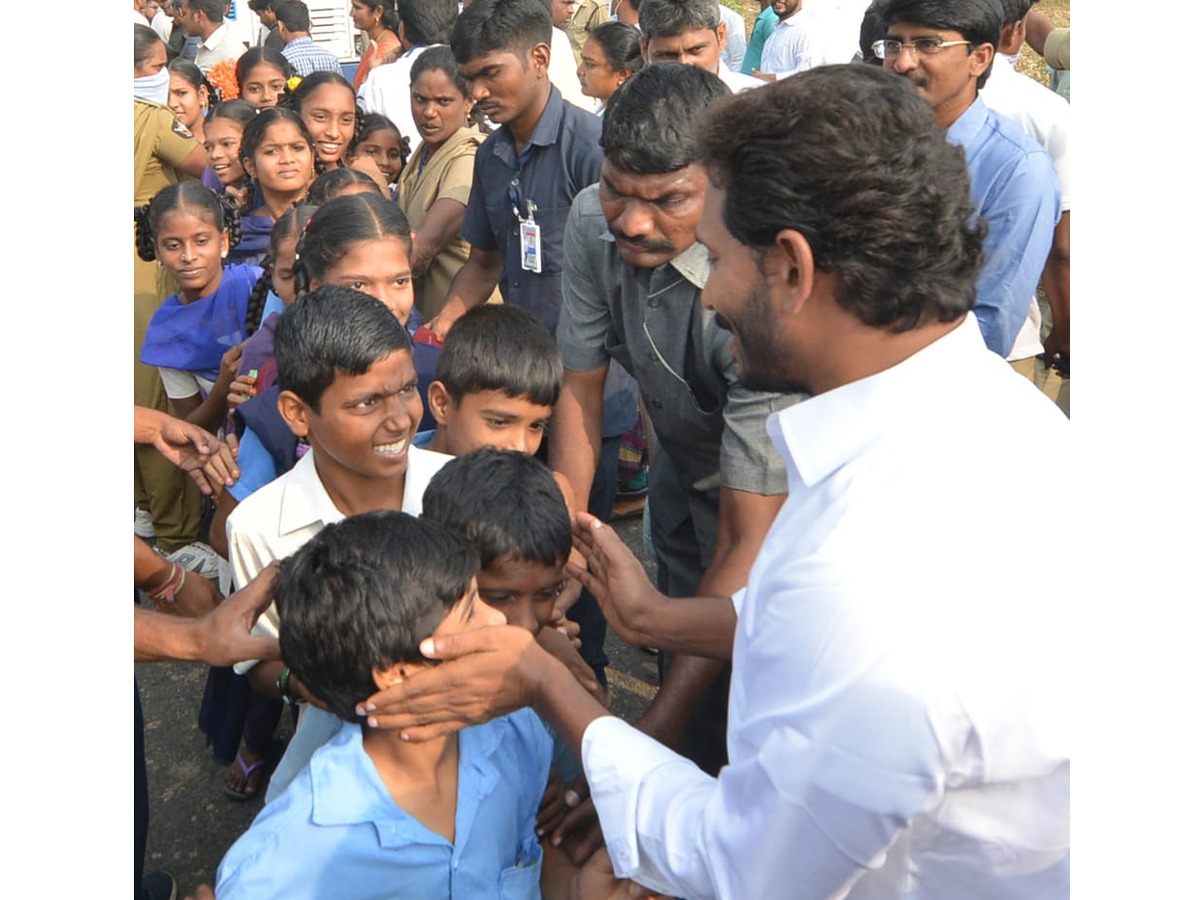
[460,87,603,333]
[557,184,798,512]
[134,99,200,206]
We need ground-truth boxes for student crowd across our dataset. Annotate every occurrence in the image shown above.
[132,0,1071,896]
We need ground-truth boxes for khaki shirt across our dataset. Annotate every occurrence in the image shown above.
[397,126,499,319]
[567,0,611,60]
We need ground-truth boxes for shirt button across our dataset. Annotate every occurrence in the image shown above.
[648,297,660,308]
[513,280,521,288]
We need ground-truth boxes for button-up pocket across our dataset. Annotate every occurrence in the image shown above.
[499,840,543,899]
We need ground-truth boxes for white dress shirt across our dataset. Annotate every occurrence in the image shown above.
[551,26,599,111]
[583,315,1071,900]
[194,21,248,72]
[760,0,865,76]
[717,59,761,93]
[227,444,452,672]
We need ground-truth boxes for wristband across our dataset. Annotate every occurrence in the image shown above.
[146,562,186,605]
[277,665,304,705]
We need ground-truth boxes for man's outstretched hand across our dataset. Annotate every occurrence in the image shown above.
[567,512,669,649]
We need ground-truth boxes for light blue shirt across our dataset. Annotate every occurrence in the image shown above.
[217,711,552,900]
[947,95,1060,357]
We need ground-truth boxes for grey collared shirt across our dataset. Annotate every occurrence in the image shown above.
[558,184,799,543]
[460,87,603,334]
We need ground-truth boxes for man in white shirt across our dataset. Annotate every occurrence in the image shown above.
[639,0,760,92]
[753,0,866,79]
[183,0,247,71]
[358,64,1071,900]
[356,0,458,150]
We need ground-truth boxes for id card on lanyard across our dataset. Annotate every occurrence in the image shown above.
[508,159,542,273]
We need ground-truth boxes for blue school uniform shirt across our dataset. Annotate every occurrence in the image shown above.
[217,710,552,900]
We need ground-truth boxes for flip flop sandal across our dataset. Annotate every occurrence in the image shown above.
[223,753,266,802]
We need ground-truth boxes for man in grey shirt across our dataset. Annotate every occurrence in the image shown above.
[552,63,801,783]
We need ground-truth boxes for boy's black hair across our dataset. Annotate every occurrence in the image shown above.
[278,511,480,722]
[274,284,413,411]
[601,62,727,176]
[398,0,458,47]
[434,305,563,408]
[423,448,571,569]
[450,0,552,67]
[275,0,312,32]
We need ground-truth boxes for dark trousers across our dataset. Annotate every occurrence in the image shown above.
[567,434,621,688]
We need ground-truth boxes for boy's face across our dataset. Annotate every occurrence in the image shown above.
[430,385,553,457]
[477,556,566,635]
[457,48,547,127]
[282,349,424,489]
[432,578,507,639]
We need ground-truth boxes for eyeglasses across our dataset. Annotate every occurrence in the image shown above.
[871,38,972,59]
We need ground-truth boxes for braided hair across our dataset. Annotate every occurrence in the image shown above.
[237,107,316,214]
[244,204,318,336]
[292,192,412,296]
[134,183,243,263]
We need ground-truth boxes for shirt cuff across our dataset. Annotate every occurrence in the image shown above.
[581,716,710,896]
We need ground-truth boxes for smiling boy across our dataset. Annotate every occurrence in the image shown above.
[227,285,454,803]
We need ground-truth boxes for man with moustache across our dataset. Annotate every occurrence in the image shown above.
[358,63,1071,900]
[876,0,1058,358]
[549,62,799,782]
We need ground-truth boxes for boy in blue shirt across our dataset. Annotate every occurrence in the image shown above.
[217,511,640,899]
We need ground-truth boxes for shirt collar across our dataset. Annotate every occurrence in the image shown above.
[277,450,345,535]
[311,718,507,846]
[202,22,228,49]
[945,93,987,148]
[768,314,985,486]
[288,35,315,46]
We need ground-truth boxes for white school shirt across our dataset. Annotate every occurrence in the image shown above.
[583,315,1071,900]
[228,444,452,673]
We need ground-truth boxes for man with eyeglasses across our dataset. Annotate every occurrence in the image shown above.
[550,63,799,803]
[875,0,1059,361]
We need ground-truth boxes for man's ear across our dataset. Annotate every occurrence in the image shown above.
[968,41,994,79]
[278,389,312,438]
[426,380,454,426]
[640,36,650,63]
[716,21,727,53]
[529,41,551,76]
[771,228,816,316]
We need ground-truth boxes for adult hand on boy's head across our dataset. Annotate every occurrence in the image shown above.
[567,512,667,648]
[357,623,544,739]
